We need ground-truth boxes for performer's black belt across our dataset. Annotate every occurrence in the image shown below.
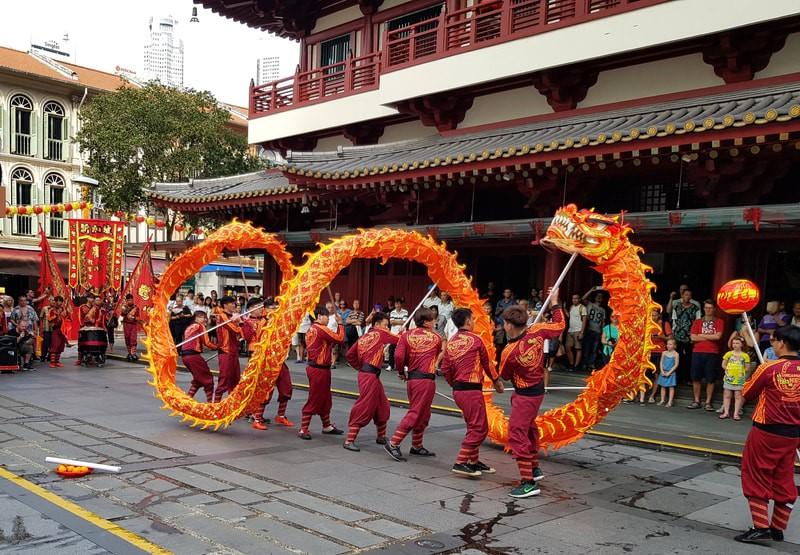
[360,364,381,376]
[308,362,331,370]
[754,421,800,438]
[452,381,482,391]
[182,350,200,356]
[407,370,435,380]
[514,382,545,397]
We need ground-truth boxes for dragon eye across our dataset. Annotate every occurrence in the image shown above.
[587,217,614,227]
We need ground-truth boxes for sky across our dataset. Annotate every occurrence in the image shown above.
[2,0,299,107]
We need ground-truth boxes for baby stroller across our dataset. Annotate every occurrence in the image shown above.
[78,327,107,367]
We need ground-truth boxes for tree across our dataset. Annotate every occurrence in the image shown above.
[76,83,262,238]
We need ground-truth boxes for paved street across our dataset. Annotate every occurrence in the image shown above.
[0,351,798,554]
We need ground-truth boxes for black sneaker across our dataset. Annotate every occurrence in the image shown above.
[384,443,406,462]
[343,442,360,452]
[409,447,435,457]
[770,528,785,542]
[452,463,481,477]
[734,528,772,543]
[298,431,312,440]
[322,427,344,435]
[375,437,387,445]
[472,461,496,474]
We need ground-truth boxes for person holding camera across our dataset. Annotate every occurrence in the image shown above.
[601,314,620,365]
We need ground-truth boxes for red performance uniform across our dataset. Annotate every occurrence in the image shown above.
[344,327,399,444]
[81,305,107,328]
[181,322,218,401]
[121,304,141,356]
[242,318,293,419]
[441,330,498,465]
[214,309,243,403]
[47,306,67,364]
[301,322,345,433]
[740,355,800,531]
[390,327,442,449]
[500,307,565,482]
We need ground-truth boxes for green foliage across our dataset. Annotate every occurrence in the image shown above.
[76,82,261,213]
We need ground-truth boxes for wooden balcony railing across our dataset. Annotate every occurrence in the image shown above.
[249,0,671,117]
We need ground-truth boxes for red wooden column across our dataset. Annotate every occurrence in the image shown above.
[542,249,565,291]
[711,235,738,300]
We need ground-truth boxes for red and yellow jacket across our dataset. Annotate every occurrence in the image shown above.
[214,308,242,355]
[744,356,800,430]
[305,322,344,368]
[346,327,398,371]
[500,307,564,393]
[182,322,218,354]
[441,330,497,388]
[394,327,442,378]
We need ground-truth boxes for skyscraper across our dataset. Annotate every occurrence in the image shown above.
[256,56,280,85]
[143,16,184,89]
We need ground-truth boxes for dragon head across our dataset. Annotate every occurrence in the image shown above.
[542,204,628,263]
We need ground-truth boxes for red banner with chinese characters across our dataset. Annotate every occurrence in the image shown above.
[114,240,157,322]
[39,226,78,340]
[68,219,125,295]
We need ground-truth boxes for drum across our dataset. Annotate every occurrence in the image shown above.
[0,335,18,372]
[78,327,108,351]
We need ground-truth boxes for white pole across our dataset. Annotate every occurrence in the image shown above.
[176,302,265,348]
[401,284,438,330]
[741,311,764,364]
[45,457,121,473]
[532,252,579,326]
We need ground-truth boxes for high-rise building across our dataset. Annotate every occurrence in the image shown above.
[256,56,280,85]
[143,16,184,88]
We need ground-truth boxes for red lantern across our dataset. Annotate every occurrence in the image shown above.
[717,279,761,315]
[155,219,166,228]
[4,207,10,216]
[64,203,73,212]
[195,228,204,236]
[115,210,125,218]
[135,215,145,223]
[79,201,87,210]
[17,206,27,215]
[33,205,43,215]
[174,223,184,232]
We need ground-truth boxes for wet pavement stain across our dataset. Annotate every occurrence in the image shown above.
[645,530,671,539]
[452,501,522,555]
[1,515,33,545]
[459,493,475,515]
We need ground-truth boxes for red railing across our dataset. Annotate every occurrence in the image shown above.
[250,0,670,116]
[250,53,381,115]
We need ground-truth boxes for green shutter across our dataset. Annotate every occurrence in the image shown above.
[29,111,38,157]
[43,112,49,159]
[61,115,69,161]
[10,106,16,154]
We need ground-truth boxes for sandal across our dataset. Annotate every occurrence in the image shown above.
[648,398,656,404]
[666,402,673,408]
[687,402,701,409]
[733,415,742,421]
[719,414,729,419]
[704,404,715,412]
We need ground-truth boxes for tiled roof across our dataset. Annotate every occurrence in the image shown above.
[0,46,129,91]
[150,170,297,204]
[280,80,800,181]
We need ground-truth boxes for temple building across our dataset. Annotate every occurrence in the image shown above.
[152,0,800,307]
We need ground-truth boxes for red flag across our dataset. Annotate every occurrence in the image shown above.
[39,226,77,339]
[114,240,157,322]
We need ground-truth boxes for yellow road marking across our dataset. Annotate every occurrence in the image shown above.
[685,434,745,447]
[0,467,172,554]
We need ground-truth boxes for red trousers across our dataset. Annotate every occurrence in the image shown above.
[302,365,332,417]
[214,353,241,403]
[453,389,488,462]
[182,353,214,401]
[50,329,66,355]
[509,393,544,462]
[348,372,390,430]
[123,322,138,354]
[395,379,435,437]
[266,364,293,404]
[742,426,799,504]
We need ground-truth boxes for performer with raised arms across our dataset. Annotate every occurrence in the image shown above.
[385,308,442,461]
[213,296,242,403]
[181,310,218,402]
[736,325,800,543]
[441,308,504,477]
[120,294,142,361]
[343,311,398,451]
[500,287,565,498]
[47,296,67,368]
[298,306,345,439]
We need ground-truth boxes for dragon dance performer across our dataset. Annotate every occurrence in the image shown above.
[385,308,442,461]
[76,295,107,366]
[47,296,68,368]
[343,312,398,451]
[299,307,345,439]
[181,310,218,402]
[241,298,294,430]
[442,308,504,477]
[213,296,243,403]
[499,288,565,499]
[736,326,800,544]
[120,294,142,361]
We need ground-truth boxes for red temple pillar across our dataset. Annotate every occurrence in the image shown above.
[711,235,738,300]
[543,249,565,290]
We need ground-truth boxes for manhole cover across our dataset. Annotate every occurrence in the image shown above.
[414,539,446,549]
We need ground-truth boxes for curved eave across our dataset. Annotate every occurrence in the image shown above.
[150,190,307,212]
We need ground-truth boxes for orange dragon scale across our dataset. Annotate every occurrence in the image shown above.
[145,205,658,451]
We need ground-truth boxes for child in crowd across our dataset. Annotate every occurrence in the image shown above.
[657,338,678,407]
[720,337,750,421]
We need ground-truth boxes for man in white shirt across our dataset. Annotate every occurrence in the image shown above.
[565,294,587,371]
[422,290,441,310]
[437,291,455,322]
[295,313,312,363]
[388,298,409,370]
